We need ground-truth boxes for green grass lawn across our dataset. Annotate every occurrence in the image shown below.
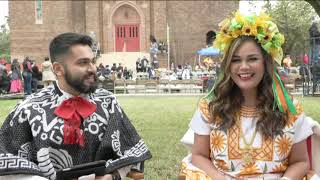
[0,95,320,179]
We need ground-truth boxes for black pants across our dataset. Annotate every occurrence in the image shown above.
[32,79,38,93]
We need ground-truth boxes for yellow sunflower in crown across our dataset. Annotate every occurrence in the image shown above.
[241,21,258,37]
[214,11,285,64]
[255,12,272,29]
[234,11,246,26]
[219,18,231,34]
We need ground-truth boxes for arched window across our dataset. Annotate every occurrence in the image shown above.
[35,0,42,24]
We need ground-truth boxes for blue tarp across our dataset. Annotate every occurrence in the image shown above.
[197,47,220,56]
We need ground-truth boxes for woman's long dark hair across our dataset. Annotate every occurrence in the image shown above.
[208,36,288,139]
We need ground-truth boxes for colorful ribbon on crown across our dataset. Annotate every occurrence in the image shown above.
[214,11,285,65]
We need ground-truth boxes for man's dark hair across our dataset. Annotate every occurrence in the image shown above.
[49,32,93,63]
[150,35,157,43]
[206,30,216,46]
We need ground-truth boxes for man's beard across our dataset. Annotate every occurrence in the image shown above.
[64,68,98,94]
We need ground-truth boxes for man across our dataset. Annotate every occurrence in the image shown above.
[309,21,320,63]
[116,63,123,79]
[0,32,152,180]
[31,60,42,93]
[111,63,117,72]
[135,58,141,73]
[181,65,190,80]
[105,65,111,76]
[140,56,148,73]
[0,60,10,94]
[282,55,292,74]
[303,54,309,65]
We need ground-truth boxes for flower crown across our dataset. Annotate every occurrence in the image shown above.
[214,11,285,64]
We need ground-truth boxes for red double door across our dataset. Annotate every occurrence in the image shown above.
[115,24,140,52]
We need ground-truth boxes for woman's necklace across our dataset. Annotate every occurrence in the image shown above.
[239,114,257,164]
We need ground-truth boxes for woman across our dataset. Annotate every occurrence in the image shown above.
[31,61,42,92]
[41,57,56,87]
[180,12,317,180]
[22,57,33,95]
[9,58,22,93]
[0,60,10,94]
[150,35,158,63]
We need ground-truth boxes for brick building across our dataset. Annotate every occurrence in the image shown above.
[9,1,238,68]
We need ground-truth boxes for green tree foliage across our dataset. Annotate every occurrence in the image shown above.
[264,1,317,64]
[0,16,10,62]
[305,0,320,17]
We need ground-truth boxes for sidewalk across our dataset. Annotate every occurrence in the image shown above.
[0,92,205,100]
[0,93,24,100]
[0,91,307,100]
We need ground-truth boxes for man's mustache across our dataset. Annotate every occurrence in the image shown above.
[84,73,98,81]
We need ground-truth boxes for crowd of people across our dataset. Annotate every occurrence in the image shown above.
[94,54,220,93]
[1,51,310,96]
[2,54,220,95]
[0,57,56,95]
[95,53,219,83]
[97,62,133,81]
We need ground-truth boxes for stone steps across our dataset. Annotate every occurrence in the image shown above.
[96,52,150,71]
[157,53,169,68]
[96,52,169,70]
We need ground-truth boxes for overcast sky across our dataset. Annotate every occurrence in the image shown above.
[0,0,8,25]
[239,0,265,15]
[0,0,264,26]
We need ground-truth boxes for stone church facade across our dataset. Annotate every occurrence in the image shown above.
[9,1,238,66]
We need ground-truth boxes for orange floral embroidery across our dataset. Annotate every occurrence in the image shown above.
[240,106,258,117]
[228,122,273,161]
[214,116,222,125]
[286,101,303,127]
[239,162,260,175]
[199,99,222,125]
[271,162,288,173]
[210,131,226,152]
[214,159,229,171]
[199,99,211,122]
[275,134,292,158]
[295,101,303,113]
[180,162,211,180]
[286,115,295,128]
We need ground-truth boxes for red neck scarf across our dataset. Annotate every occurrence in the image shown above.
[54,96,96,147]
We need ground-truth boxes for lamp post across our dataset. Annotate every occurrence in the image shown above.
[167,23,170,70]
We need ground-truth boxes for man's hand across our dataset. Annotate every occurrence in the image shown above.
[95,174,113,180]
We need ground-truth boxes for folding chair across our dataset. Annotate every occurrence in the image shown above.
[114,79,126,94]
[127,171,144,180]
[306,116,320,177]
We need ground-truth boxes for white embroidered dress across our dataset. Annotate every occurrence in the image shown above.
[181,99,314,179]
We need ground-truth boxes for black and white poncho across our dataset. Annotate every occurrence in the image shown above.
[0,83,152,179]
